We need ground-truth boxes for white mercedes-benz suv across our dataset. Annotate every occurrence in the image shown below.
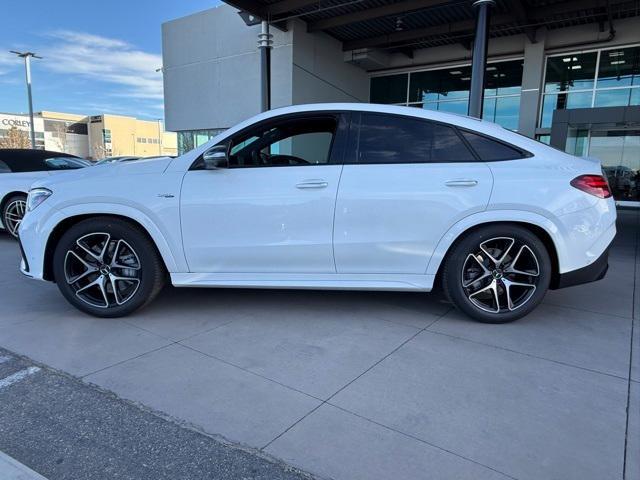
[17,104,616,323]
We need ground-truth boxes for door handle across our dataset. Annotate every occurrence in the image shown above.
[445,179,478,187]
[296,180,328,189]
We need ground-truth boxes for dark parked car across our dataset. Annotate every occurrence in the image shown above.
[0,149,90,237]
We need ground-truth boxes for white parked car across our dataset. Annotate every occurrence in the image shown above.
[18,104,616,322]
[0,149,90,237]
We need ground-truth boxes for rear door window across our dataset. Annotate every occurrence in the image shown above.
[0,160,10,173]
[2,155,45,172]
[355,113,475,164]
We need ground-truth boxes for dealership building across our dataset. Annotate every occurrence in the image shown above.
[0,111,178,159]
[162,0,640,206]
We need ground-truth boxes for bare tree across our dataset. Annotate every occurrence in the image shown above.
[91,143,109,160]
[0,127,31,149]
[50,122,68,153]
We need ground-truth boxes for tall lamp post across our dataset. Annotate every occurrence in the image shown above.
[238,12,273,112]
[10,51,42,149]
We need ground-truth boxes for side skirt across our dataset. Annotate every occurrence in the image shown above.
[170,272,435,292]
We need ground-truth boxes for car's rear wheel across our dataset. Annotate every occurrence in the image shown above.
[53,217,166,318]
[2,194,27,238]
[442,224,551,323]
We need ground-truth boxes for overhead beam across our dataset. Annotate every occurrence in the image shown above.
[223,0,269,18]
[531,0,625,18]
[267,0,319,16]
[307,0,451,32]
[343,14,514,51]
[510,0,529,22]
[341,0,631,52]
[509,0,537,43]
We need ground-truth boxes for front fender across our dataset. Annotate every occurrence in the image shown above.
[20,201,187,280]
[425,210,567,276]
[52,203,186,273]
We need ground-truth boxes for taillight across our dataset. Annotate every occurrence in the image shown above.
[570,174,612,199]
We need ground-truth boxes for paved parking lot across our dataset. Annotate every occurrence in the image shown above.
[0,211,638,480]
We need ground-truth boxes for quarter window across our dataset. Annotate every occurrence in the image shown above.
[0,160,10,173]
[460,130,524,161]
[227,117,337,168]
[356,114,475,164]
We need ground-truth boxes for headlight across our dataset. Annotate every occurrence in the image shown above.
[27,188,52,211]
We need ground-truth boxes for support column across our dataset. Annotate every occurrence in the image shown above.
[518,28,546,138]
[258,21,273,112]
[468,0,495,119]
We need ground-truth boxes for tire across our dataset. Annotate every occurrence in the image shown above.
[2,194,27,239]
[442,224,551,323]
[53,217,166,318]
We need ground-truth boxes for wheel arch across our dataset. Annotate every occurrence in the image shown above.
[0,190,28,213]
[429,218,562,290]
[42,213,171,281]
[0,191,28,232]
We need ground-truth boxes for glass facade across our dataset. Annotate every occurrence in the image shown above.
[370,59,524,130]
[540,45,640,128]
[177,129,226,155]
[590,130,640,203]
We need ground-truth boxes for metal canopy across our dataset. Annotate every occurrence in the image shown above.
[222,0,639,53]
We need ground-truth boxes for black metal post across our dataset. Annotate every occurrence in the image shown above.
[258,21,273,112]
[468,0,494,118]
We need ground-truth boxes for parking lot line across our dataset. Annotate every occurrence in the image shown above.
[0,367,40,390]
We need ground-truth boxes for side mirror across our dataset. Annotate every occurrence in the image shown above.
[202,146,229,170]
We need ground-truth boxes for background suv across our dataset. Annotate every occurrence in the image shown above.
[0,149,89,237]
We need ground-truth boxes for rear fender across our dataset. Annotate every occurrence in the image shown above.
[426,210,564,276]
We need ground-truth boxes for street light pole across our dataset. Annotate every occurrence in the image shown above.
[257,21,273,112]
[10,51,42,149]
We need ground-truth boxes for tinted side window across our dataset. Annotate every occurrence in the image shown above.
[357,114,475,164]
[228,116,337,168]
[2,156,44,172]
[460,130,524,161]
[45,157,87,170]
[0,160,11,173]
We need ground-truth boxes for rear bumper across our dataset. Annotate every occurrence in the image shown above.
[551,242,610,289]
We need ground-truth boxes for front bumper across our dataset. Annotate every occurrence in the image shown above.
[552,242,610,289]
[17,235,31,275]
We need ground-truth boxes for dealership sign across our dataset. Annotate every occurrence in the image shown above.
[0,114,33,130]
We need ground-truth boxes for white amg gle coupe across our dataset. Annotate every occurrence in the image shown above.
[18,104,616,323]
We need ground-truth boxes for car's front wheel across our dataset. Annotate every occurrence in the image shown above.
[53,217,166,318]
[2,194,27,238]
[442,225,551,323]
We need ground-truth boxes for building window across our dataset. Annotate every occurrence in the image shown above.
[369,59,523,131]
[102,129,111,143]
[177,129,226,154]
[370,74,408,104]
[540,45,640,128]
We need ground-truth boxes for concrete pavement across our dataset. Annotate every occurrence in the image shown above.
[0,209,637,480]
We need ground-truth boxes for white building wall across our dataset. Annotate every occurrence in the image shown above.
[290,20,369,104]
[161,4,369,133]
[162,5,294,132]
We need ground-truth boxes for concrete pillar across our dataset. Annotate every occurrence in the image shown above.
[518,28,546,138]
